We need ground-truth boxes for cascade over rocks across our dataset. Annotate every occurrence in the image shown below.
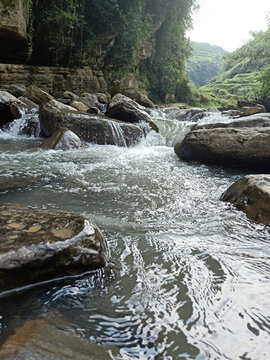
[222,175,270,225]
[41,128,83,151]
[106,94,158,132]
[0,203,108,293]
[174,127,270,170]
[40,103,144,147]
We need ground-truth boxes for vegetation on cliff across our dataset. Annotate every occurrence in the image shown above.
[186,42,227,87]
[28,0,197,102]
[200,26,270,104]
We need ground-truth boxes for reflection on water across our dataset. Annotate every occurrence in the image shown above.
[0,111,270,359]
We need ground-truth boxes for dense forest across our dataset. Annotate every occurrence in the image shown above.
[200,25,270,105]
[24,0,197,102]
[186,42,226,87]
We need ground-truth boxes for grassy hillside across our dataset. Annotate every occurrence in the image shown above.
[199,27,270,105]
[187,42,227,86]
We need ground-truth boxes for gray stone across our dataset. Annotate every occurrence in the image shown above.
[0,203,108,293]
[174,127,270,170]
[40,103,144,147]
[41,128,83,150]
[0,90,25,126]
[222,175,270,225]
[24,85,54,105]
[106,94,158,132]
[193,113,270,131]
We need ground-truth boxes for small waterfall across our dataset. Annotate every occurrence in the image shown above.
[107,121,127,147]
[1,108,40,139]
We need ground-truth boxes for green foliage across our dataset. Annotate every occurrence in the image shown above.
[198,26,270,103]
[187,42,227,86]
[29,0,197,103]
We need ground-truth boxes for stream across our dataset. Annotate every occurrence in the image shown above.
[0,109,269,359]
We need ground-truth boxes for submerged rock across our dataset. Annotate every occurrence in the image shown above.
[0,317,116,360]
[174,127,270,170]
[40,103,144,147]
[41,128,83,150]
[0,203,108,293]
[222,175,270,225]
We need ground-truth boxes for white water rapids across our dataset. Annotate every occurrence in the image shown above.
[0,109,269,359]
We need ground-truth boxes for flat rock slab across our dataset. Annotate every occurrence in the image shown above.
[221,175,270,225]
[0,317,117,360]
[175,127,270,170]
[0,203,108,293]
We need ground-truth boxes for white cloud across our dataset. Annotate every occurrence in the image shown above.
[187,0,269,52]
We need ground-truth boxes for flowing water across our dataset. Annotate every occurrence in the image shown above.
[0,109,270,359]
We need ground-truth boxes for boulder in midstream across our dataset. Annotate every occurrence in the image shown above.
[221,175,270,225]
[174,127,270,170]
[39,103,144,147]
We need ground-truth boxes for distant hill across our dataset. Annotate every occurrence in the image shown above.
[187,42,227,86]
[200,28,270,103]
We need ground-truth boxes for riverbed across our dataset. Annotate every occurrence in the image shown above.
[0,110,269,359]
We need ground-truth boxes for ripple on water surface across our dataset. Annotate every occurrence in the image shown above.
[0,132,270,359]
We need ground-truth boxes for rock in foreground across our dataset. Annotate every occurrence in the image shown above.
[0,317,116,360]
[0,203,108,293]
[221,175,270,225]
[174,127,270,170]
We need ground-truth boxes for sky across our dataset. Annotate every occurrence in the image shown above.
[187,0,270,52]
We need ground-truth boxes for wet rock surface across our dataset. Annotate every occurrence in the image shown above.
[106,94,158,132]
[41,128,83,150]
[0,317,116,360]
[193,113,270,131]
[40,103,144,147]
[174,127,270,170]
[222,175,270,225]
[0,203,108,293]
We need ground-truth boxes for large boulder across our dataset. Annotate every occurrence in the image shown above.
[221,175,270,225]
[0,203,108,293]
[106,94,158,132]
[174,127,270,170]
[23,85,54,105]
[40,103,144,147]
[41,128,83,150]
[0,0,29,63]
